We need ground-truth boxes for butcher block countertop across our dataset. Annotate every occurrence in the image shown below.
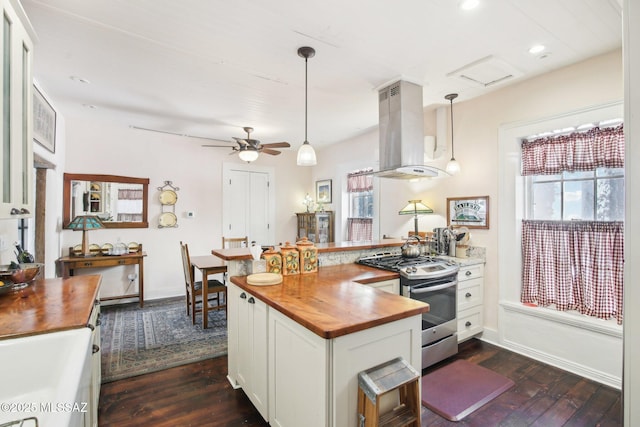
[230,263,428,339]
[212,239,404,261]
[0,275,101,340]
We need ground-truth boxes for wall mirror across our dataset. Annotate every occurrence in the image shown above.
[63,173,150,229]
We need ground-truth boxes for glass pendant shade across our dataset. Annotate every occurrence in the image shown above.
[297,141,317,166]
[297,46,317,166]
[239,149,259,162]
[446,158,460,175]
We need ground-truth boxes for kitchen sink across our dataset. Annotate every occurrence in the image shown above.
[0,327,92,427]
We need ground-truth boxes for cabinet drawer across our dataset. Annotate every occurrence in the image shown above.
[458,263,484,281]
[68,257,138,269]
[457,308,483,342]
[457,279,483,312]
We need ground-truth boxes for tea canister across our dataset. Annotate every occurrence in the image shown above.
[296,237,318,274]
[280,242,300,276]
[261,248,282,274]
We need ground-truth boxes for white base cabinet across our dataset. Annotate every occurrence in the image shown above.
[88,300,101,427]
[362,278,399,294]
[457,263,484,342]
[228,283,268,419]
[228,281,422,427]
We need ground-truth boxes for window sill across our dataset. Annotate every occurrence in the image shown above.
[501,300,622,338]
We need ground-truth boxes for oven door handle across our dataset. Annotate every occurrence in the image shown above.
[409,280,457,294]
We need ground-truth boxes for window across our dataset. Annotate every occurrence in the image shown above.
[529,168,624,221]
[521,124,624,324]
[346,168,373,241]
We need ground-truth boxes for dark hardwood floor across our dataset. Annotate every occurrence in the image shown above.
[99,339,621,427]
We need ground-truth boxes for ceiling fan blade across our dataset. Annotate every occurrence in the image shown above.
[261,142,290,148]
[261,148,282,156]
[202,144,233,148]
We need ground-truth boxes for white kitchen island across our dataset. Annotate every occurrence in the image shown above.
[227,263,428,427]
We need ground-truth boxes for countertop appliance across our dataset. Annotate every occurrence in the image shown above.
[357,253,460,369]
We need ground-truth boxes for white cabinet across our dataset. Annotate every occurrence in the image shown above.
[362,278,399,294]
[0,0,34,219]
[88,300,101,427]
[268,309,328,427]
[457,263,484,342]
[228,283,268,420]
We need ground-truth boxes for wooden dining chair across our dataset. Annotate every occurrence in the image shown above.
[222,236,249,248]
[180,241,227,325]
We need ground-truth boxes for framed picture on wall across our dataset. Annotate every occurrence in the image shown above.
[446,196,489,229]
[33,85,57,153]
[316,179,332,204]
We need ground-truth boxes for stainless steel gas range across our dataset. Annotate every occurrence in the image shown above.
[357,253,460,369]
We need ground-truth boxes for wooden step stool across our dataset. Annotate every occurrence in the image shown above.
[357,357,421,427]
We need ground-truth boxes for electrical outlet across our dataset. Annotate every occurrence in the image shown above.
[0,235,6,251]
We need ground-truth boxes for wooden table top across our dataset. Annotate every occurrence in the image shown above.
[190,255,227,270]
[231,264,428,339]
[0,275,101,340]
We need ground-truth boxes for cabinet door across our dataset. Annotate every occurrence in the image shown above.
[363,278,399,294]
[247,294,268,418]
[268,309,327,427]
[0,0,34,219]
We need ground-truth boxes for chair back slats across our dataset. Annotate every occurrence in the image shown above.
[222,236,249,249]
[180,241,194,289]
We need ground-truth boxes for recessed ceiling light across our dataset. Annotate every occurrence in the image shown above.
[460,0,479,10]
[528,44,545,55]
[70,75,90,84]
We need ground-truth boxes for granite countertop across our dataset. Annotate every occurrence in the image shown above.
[0,275,101,340]
[212,239,405,261]
[230,263,427,339]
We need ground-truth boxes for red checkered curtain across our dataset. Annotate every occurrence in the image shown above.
[521,125,624,175]
[347,169,373,192]
[347,218,373,242]
[522,220,624,324]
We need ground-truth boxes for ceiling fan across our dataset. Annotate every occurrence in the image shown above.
[202,126,291,162]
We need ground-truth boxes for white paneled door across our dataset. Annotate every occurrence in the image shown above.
[222,163,274,246]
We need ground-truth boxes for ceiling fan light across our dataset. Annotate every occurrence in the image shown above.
[297,141,317,166]
[239,149,259,162]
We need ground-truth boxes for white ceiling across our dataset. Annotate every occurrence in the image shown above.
[21,0,622,150]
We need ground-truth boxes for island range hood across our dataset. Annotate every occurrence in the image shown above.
[376,80,448,179]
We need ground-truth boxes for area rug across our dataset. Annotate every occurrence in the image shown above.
[100,297,227,383]
[421,359,515,421]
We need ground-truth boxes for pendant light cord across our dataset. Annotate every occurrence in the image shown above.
[450,97,454,159]
[305,56,308,142]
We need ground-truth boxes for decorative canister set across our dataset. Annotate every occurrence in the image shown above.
[261,238,318,275]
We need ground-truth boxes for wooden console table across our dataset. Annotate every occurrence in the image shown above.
[57,251,147,307]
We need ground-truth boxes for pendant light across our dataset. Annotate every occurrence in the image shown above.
[296,46,317,166]
[445,93,460,175]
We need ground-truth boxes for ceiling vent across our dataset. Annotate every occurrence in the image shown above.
[447,55,522,87]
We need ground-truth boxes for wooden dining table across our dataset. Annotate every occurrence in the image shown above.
[190,255,227,329]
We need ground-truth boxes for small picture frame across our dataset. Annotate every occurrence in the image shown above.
[447,196,490,229]
[33,85,57,153]
[316,179,332,204]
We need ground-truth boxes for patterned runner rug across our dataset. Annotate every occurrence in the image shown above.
[100,297,227,383]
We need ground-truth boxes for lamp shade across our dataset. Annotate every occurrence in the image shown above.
[68,215,104,257]
[399,200,434,215]
[68,215,105,231]
[399,200,433,237]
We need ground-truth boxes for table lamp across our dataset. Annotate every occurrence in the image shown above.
[399,200,433,237]
[67,215,105,257]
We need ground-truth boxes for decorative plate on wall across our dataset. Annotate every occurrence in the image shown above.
[159,189,178,205]
[158,212,178,228]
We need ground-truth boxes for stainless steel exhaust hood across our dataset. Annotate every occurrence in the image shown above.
[375,80,447,179]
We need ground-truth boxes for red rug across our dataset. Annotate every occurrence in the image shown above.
[421,359,515,421]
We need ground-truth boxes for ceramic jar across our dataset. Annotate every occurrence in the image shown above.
[261,248,282,274]
[296,237,318,274]
[280,242,300,276]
